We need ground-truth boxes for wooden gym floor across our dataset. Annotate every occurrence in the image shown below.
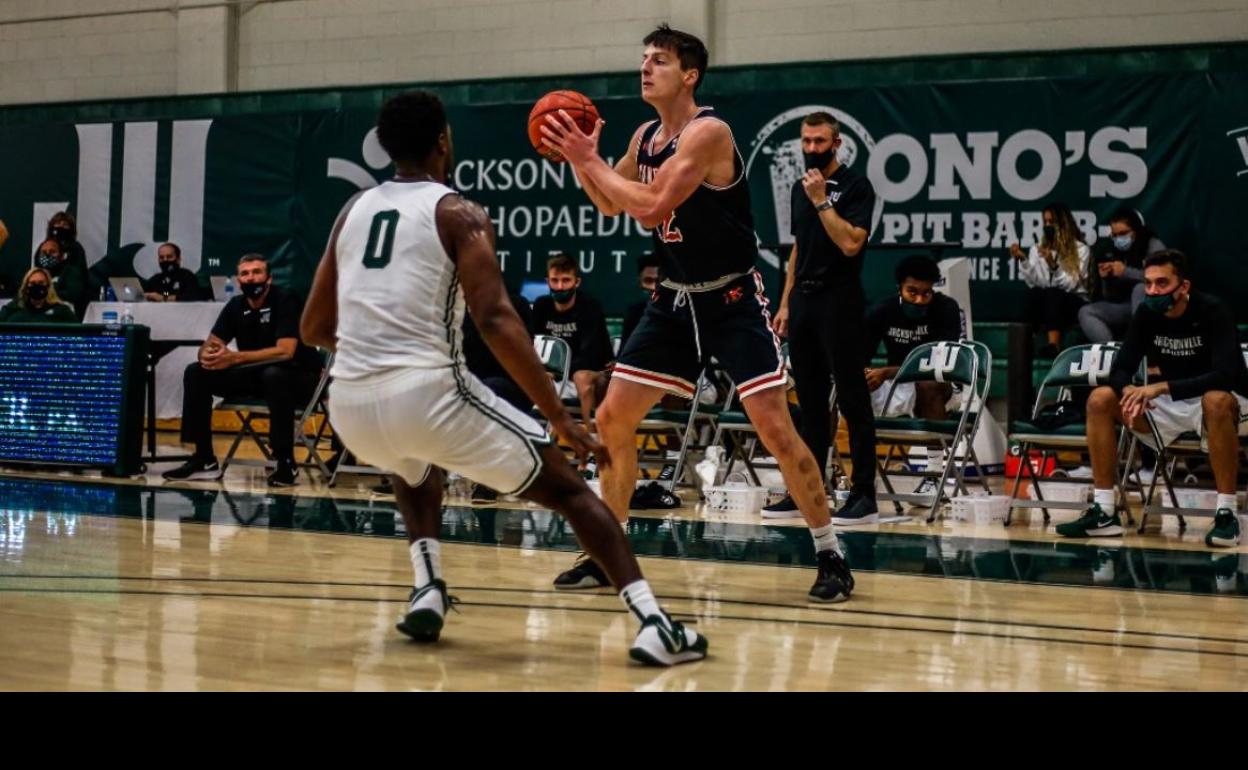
[0,433,1245,691]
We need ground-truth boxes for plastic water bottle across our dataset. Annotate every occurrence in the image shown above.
[105,283,117,301]
[120,284,134,324]
[223,281,236,301]
[695,446,724,495]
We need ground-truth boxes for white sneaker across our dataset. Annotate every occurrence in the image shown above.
[629,614,709,666]
[1136,468,1156,486]
[1068,465,1094,479]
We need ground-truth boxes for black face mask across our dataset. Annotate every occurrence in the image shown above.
[26,284,48,302]
[160,261,176,274]
[1042,225,1056,241]
[240,281,267,299]
[50,227,72,243]
[803,148,835,171]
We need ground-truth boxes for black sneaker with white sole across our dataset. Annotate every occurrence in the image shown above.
[761,494,801,519]
[830,492,879,526]
[162,456,223,482]
[553,552,612,590]
[630,481,681,510]
[396,579,456,642]
[1054,503,1123,538]
[808,550,855,603]
[267,459,299,487]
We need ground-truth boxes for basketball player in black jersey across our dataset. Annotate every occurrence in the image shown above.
[541,24,854,603]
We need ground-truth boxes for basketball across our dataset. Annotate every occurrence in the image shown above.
[528,89,599,162]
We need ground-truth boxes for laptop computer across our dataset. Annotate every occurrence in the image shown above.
[209,276,238,301]
[108,277,146,302]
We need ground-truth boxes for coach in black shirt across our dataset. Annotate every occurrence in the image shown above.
[1057,250,1245,547]
[863,255,963,418]
[163,254,322,487]
[768,112,878,524]
[142,242,202,302]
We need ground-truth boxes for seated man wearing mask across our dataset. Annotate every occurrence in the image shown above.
[142,242,202,302]
[1057,250,1247,548]
[863,255,963,419]
[0,266,77,323]
[163,254,322,487]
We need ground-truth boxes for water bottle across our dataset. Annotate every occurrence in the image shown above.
[120,283,134,324]
[223,281,236,301]
[695,446,724,495]
[105,283,117,302]
[834,476,851,509]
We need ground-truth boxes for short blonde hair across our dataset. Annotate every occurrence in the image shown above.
[18,267,62,309]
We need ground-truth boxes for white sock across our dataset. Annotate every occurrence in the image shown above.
[409,538,442,587]
[1093,488,1115,511]
[620,580,663,625]
[1216,494,1237,513]
[810,522,842,556]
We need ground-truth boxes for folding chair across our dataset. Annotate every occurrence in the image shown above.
[1005,343,1133,525]
[873,340,993,522]
[1129,343,1248,531]
[219,353,335,479]
[634,369,721,490]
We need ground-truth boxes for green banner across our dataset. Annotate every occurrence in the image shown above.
[3,51,1246,320]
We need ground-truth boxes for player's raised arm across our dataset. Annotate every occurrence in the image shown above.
[544,112,726,228]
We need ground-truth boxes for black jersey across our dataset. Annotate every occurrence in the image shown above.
[635,108,758,284]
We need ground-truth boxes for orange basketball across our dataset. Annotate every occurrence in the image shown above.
[528,90,599,162]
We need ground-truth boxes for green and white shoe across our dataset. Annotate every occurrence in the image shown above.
[1055,503,1123,538]
[629,613,709,667]
[1205,509,1241,548]
[396,579,455,642]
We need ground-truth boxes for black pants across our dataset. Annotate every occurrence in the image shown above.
[788,283,876,496]
[181,362,320,461]
[479,375,533,413]
[1024,287,1086,334]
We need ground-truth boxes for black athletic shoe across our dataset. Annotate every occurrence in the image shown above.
[553,552,611,590]
[630,481,681,510]
[808,550,854,603]
[396,579,455,642]
[470,484,499,504]
[761,494,800,519]
[162,456,223,482]
[267,459,299,487]
[830,492,879,526]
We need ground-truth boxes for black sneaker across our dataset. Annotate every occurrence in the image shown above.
[162,456,223,482]
[553,552,612,590]
[267,459,299,487]
[1206,509,1241,548]
[761,494,800,519]
[1054,503,1123,538]
[470,484,499,504]
[370,479,394,496]
[630,481,681,510]
[808,550,854,603]
[830,492,879,526]
[396,579,456,643]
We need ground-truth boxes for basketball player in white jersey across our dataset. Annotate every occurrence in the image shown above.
[300,91,707,667]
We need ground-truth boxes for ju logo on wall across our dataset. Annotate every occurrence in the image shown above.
[1231,126,1248,180]
[31,120,213,277]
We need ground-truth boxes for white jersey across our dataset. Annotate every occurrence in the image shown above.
[330,180,463,380]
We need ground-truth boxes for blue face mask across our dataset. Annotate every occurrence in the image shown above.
[1142,289,1178,314]
[1112,233,1134,252]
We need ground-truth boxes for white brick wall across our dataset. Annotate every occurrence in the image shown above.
[0,0,1246,105]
